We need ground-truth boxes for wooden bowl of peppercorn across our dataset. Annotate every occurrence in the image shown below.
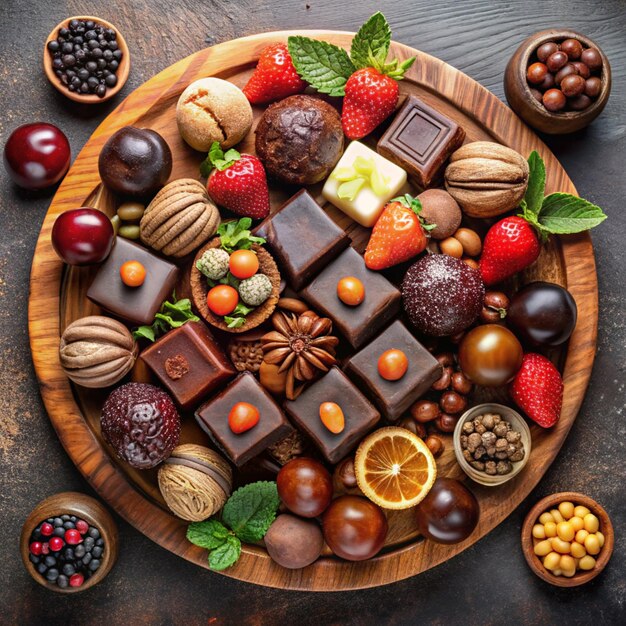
[504,29,611,134]
[20,491,118,593]
[43,16,130,104]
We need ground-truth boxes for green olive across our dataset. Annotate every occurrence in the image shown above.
[118,224,141,240]
[117,202,145,221]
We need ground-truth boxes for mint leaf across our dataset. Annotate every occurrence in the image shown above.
[288,36,355,97]
[132,295,198,342]
[522,151,546,218]
[132,325,155,342]
[217,218,266,252]
[187,520,229,550]
[351,12,391,70]
[535,193,607,235]
[224,315,247,329]
[208,535,241,571]
[221,481,280,543]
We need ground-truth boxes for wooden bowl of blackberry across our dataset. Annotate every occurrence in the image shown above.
[43,16,130,104]
[504,29,611,134]
[20,492,118,593]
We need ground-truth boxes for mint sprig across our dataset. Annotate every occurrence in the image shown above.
[519,151,607,240]
[350,12,391,70]
[224,302,255,329]
[217,218,265,253]
[132,295,199,342]
[186,481,280,571]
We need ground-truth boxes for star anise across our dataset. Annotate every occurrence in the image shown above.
[261,309,339,400]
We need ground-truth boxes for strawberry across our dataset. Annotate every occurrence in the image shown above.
[202,143,270,220]
[510,353,563,428]
[479,216,541,285]
[364,194,430,270]
[243,43,306,105]
[342,68,399,140]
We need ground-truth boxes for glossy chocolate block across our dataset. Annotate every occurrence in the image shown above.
[195,372,293,466]
[377,95,465,188]
[284,367,380,464]
[300,246,401,349]
[255,189,350,290]
[87,237,179,326]
[140,321,236,410]
[344,320,442,420]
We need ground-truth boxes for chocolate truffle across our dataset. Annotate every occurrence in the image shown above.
[264,514,324,569]
[140,321,236,410]
[158,444,232,521]
[59,315,138,388]
[255,95,343,185]
[417,189,462,240]
[176,78,253,151]
[402,254,484,337]
[101,382,181,469]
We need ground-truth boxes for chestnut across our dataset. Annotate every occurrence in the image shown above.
[277,458,333,518]
[410,400,440,423]
[440,390,467,415]
[436,413,458,433]
[98,126,172,199]
[333,456,358,491]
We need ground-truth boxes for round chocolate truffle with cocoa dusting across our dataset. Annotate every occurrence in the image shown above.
[101,382,180,469]
[402,254,484,337]
[255,95,343,185]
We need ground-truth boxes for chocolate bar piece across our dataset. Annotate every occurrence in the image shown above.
[87,237,179,326]
[283,367,380,464]
[344,320,442,420]
[377,95,465,188]
[255,189,350,290]
[300,246,401,349]
[195,372,293,466]
[140,321,236,411]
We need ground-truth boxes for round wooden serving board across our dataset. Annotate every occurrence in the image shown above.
[28,31,598,591]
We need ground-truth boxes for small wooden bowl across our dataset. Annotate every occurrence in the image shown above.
[504,29,611,134]
[20,492,118,593]
[521,491,614,587]
[43,16,130,104]
[454,403,531,487]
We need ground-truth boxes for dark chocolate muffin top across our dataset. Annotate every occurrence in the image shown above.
[402,254,485,337]
[255,95,343,186]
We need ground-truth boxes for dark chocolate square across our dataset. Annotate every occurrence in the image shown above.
[283,367,380,464]
[300,246,401,349]
[140,321,236,411]
[195,372,293,466]
[87,237,179,326]
[377,95,465,188]
[344,320,442,420]
[255,190,350,290]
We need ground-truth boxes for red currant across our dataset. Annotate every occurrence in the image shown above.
[65,529,82,545]
[49,536,64,551]
[29,542,43,556]
[75,519,89,534]
[69,573,85,587]
[40,522,53,536]
[41,543,50,555]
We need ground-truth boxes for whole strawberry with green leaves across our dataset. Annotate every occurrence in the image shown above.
[201,142,270,220]
[480,151,607,285]
[288,12,415,140]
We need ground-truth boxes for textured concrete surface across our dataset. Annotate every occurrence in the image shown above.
[0,1,624,624]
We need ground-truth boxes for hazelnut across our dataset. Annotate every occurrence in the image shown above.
[431,366,453,391]
[454,228,482,257]
[436,413,458,433]
[462,257,479,270]
[333,457,358,490]
[398,417,427,439]
[450,371,473,395]
[410,400,440,423]
[440,390,467,415]
[425,435,445,458]
[435,352,455,368]
[440,236,464,258]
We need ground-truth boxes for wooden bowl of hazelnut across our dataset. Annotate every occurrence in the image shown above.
[521,492,614,587]
[453,403,531,487]
[504,29,611,134]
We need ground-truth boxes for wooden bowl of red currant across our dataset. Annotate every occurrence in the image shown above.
[20,492,118,593]
[504,29,611,134]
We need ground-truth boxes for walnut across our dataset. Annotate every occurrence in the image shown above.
[462,420,475,435]
[481,431,497,448]
[493,421,509,437]
[495,437,508,450]
[473,446,487,460]
[463,449,473,462]
[470,461,485,471]
[473,420,487,435]
[506,430,521,444]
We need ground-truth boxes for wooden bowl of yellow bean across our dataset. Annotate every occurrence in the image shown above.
[521,492,614,587]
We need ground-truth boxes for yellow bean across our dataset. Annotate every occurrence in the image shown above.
[544,522,557,538]
[562,568,577,578]
[532,524,546,539]
[552,568,562,576]
[579,555,596,570]
[550,509,564,524]
[543,552,561,571]
[574,505,591,518]
[560,554,576,571]
[551,537,571,554]
[534,539,553,556]
[583,513,599,533]
[558,501,575,520]
[575,529,589,544]
[570,516,584,532]
[557,521,575,542]
[596,531,605,548]
[539,512,555,525]
[570,542,586,558]
[584,534,601,555]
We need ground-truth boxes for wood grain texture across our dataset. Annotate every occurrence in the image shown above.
[28,31,598,590]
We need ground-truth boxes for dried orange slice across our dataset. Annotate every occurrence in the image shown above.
[355,427,437,510]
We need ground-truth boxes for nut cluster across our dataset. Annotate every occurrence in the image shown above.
[460,413,525,475]
[228,338,264,373]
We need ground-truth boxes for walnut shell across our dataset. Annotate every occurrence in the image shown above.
[158,444,232,522]
[59,316,138,388]
[444,142,529,217]
[140,179,220,258]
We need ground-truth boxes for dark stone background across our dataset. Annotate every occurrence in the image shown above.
[0,1,624,624]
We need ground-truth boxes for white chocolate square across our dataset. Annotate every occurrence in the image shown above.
[322,141,408,228]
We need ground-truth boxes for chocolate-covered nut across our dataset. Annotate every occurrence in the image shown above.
[425,435,444,458]
[416,189,462,240]
[440,390,467,415]
[410,400,440,423]
[333,456,358,490]
[435,352,455,368]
